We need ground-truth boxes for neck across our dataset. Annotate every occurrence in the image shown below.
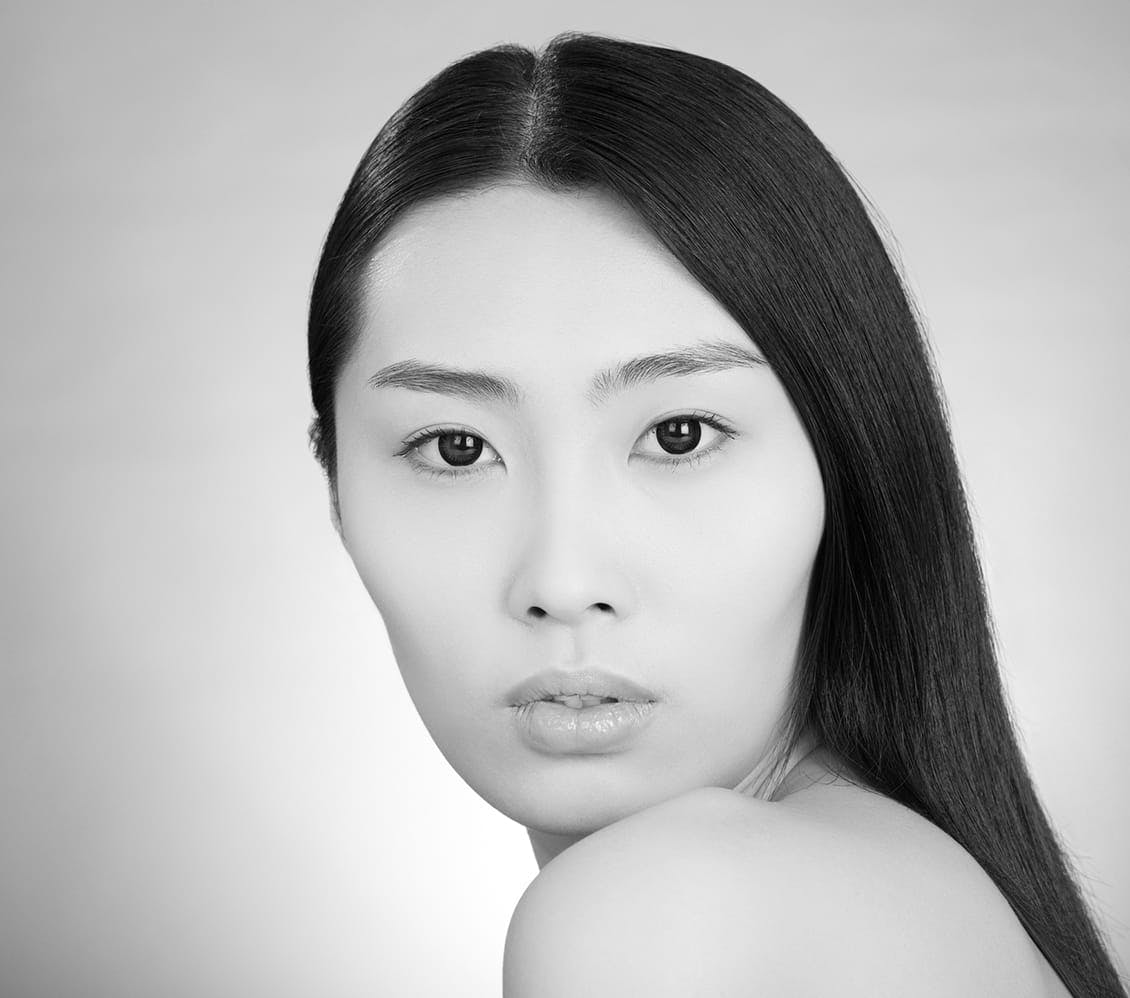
[525,729,823,870]
[527,827,578,870]
[732,727,821,801]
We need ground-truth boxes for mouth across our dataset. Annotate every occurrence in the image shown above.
[505,668,659,709]
[538,693,623,708]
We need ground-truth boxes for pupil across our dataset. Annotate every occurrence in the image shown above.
[437,432,483,467]
[655,418,701,455]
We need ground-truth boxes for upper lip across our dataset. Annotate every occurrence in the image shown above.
[505,668,659,707]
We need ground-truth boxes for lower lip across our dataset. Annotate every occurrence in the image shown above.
[513,700,658,754]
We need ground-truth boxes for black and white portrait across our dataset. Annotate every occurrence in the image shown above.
[2,4,1127,996]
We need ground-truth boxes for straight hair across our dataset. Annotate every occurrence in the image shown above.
[306,32,1126,996]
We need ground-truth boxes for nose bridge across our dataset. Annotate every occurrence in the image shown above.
[505,453,635,626]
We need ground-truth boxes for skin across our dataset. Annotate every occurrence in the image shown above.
[332,182,826,869]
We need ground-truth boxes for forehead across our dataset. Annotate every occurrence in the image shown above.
[354,183,753,375]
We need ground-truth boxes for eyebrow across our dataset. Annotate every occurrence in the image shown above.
[366,339,767,409]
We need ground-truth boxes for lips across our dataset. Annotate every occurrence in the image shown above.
[504,668,658,708]
[548,693,618,708]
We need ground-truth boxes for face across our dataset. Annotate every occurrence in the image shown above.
[333,183,825,843]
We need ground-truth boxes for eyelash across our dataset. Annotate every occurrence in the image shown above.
[394,410,739,482]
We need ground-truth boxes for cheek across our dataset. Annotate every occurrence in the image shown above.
[337,430,477,633]
[663,428,823,594]
[728,468,824,620]
[339,484,504,730]
[648,439,824,692]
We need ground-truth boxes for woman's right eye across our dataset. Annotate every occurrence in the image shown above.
[395,427,502,482]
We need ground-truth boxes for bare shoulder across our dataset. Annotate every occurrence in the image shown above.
[504,777,1066,998]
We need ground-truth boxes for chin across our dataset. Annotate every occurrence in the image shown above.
[478,768,677,837]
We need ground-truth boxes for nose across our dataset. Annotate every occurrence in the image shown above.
[504,476,638,628]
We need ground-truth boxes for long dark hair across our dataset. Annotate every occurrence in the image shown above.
[306,31,1126,997]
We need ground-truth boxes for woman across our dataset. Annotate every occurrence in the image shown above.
[306,31,1125,997]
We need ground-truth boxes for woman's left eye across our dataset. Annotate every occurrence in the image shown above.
[395,411,739,482]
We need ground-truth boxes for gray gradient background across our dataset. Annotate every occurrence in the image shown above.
[1,1,1127,995]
